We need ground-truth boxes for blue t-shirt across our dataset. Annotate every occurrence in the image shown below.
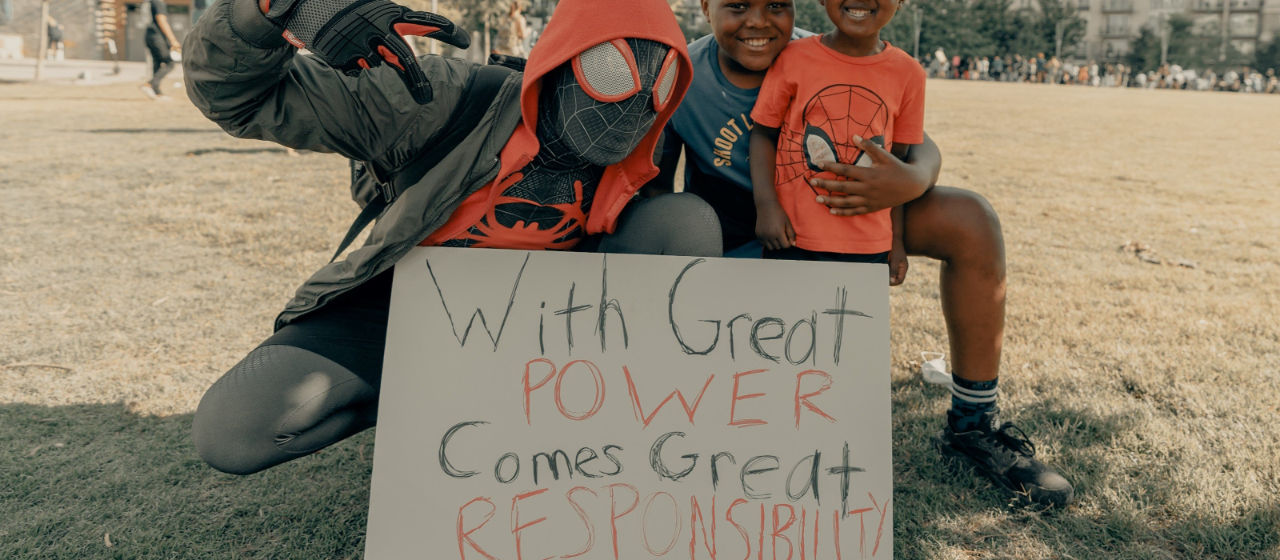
[662,35,759,195]
[663,31,815,256]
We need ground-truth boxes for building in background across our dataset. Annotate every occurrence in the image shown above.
[1020,0,1277,59]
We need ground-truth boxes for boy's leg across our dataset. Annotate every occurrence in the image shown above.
[900,186,1004,383]
[902,186,1073,507]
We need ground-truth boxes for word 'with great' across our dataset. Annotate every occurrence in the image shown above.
[421,255,873,366]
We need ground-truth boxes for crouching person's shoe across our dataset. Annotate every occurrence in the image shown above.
[936,411,1074,508]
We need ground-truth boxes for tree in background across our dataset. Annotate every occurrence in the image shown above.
[871,0,1087,61]
[795,0,832,34]
[670,0,710,42]
[1125,23,1161,71]
[973,0,1038,56]
[1034,0,1085,58]
[914,0,994,57]
[1127,14,1250,72]
[1252,39,1278,72]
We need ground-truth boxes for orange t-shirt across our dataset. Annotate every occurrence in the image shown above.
[750,37,925,254]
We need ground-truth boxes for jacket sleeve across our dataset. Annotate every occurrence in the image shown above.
[182,0,470,164]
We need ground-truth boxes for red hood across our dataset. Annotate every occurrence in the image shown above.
[497,0,693,234]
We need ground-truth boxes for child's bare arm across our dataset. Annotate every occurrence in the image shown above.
[749,125,795,250]
[885,143,916,285]
[889,205,908,286]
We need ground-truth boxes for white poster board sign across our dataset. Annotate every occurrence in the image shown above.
[366,247,892,559]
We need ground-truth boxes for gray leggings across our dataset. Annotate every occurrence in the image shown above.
[192,193,721,474]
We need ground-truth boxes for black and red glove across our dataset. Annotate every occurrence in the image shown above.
[260,0,470,103]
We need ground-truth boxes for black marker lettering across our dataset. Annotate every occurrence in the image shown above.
[741,455,780,500]
[785,312,818,365]
[595,255,628,352]
[438,420,487,478]
[822,286,871,366]
[554,283,592,354]
[650,431,698,481]
[425,254,527,351]
[669,258,719,355]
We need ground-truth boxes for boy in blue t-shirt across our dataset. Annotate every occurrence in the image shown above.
[647,0,1072,508]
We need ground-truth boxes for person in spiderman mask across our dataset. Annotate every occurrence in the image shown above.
[183,0,715,474]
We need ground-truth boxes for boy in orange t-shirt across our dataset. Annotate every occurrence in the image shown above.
[749,0,925,283]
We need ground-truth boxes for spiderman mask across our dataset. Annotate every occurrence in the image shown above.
[537,38,679,167]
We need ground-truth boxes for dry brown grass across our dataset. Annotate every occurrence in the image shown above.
[1,78,1278,558]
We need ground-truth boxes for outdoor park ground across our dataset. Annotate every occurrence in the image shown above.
[1,75,1278,559]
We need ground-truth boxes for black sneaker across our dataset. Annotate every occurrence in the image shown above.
[935,411,1074,507]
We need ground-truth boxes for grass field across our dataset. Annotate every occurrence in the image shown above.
[1,76,1278,559]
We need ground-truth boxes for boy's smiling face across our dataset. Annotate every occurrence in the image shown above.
[819,0,901,47]
[703,0,795,86]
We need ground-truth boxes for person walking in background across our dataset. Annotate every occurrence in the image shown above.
[140,0,180,100]
[45,14,64,60]
[491,0,528,57]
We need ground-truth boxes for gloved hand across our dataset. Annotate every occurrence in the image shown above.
[260,0,470,103]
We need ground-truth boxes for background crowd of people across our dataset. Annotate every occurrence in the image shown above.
[926,51,1279,94]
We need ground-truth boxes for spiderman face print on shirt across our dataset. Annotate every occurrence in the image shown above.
[776,84,888,197]
[443,38,679,250]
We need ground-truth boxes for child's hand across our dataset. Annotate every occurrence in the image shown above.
[755,206,796,251]
[889,243,909,286]
[810,136,931,216]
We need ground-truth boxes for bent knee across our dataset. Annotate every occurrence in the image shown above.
[906,186,1004,260]
[190,345,376,475]
[615,192,723,257]
[657,192,723,257]
[192,387,277,475]
[932,187,1002,238]
[191,411,270,475]
[667,191,719,221]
